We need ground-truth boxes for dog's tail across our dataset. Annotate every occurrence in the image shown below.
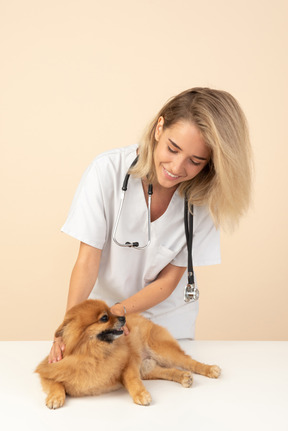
[35,356,75,382]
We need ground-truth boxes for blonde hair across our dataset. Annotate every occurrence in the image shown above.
[131,87,253,231]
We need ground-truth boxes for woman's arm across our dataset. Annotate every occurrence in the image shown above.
[66,242,102,311]
[49,242,101,363]
[110,263,186,316]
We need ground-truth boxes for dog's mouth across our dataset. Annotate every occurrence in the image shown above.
[97,329,124,343]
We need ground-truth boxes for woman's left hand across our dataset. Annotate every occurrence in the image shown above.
[110,303,130,336]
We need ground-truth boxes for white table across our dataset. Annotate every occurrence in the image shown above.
[0,341,287,431]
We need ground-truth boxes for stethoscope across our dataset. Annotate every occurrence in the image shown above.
[112,156,199,303]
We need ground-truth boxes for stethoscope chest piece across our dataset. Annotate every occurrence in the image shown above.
[184,284,199,303]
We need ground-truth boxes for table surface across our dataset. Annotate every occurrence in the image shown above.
[0,341,287,431]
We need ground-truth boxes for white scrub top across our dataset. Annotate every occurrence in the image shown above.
[61,144,221,339]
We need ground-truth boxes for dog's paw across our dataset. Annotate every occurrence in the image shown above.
[181,371,193,388]
[46,393,65,409]
[133,390,152,406]
[207,365,221,378]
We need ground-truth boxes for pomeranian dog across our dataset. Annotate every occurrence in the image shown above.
[36,299,221,409]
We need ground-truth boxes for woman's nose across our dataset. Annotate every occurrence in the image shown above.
[171,157,186,175]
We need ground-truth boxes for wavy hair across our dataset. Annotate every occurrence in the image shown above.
[130,87,253,230]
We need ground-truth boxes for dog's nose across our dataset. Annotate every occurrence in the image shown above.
[117,316,126,325]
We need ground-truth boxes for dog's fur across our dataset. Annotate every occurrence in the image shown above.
[36,299,221,409]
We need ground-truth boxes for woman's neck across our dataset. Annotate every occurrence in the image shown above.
[142,178,178,222]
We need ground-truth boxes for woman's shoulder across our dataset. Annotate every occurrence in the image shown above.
[91,144,138,169]
[80,144,138,187]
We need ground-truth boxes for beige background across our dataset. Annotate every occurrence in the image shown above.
[1,0,287,341]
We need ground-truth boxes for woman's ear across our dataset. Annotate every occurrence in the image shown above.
[154,116,164,142]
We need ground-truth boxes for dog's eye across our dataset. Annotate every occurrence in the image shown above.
[99,315,109,322]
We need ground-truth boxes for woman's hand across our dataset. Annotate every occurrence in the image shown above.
[110,303,130,336]
[48,337,65,363]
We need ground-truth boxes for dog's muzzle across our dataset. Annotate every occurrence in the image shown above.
[97,315,126,343]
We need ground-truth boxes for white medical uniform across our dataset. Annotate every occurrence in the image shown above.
[61,144,221,339]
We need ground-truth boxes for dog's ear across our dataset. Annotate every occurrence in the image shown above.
[54,316,72,338]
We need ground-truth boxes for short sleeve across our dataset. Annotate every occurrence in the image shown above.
[61,162,107,249]
[193,205,221,266]
[171,205,221,268]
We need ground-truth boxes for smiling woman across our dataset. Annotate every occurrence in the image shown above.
[49,87,252,363]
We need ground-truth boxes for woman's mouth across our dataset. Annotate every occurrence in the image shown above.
[162,166,180,180]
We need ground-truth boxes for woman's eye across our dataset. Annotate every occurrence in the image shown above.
[190,159,201,166]
[100,315,109,322]
[168,146,177,154]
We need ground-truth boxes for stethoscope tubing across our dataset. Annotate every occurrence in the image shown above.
[184,199,194,286]
[112,155,199,302]
[112,157,153,249]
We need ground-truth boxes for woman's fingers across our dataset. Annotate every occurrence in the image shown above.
[48,337,65,363]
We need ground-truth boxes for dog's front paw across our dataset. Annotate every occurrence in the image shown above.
[207,365,221,378]
[181,371,193,388]
[46,392,66,409]
[133,390,152,406]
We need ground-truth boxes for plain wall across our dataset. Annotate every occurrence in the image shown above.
[1,0,287,340]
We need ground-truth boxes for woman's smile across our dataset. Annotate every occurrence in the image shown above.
[162,166,181,180]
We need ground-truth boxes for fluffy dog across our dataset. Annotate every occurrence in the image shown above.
[35,299,221,409]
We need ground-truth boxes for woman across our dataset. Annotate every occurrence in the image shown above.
[49,87,252,362]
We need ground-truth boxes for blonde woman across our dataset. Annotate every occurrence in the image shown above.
[49,87,252,363]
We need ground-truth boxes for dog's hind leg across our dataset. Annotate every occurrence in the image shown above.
[40,377,66,409]
[140,358,193,387]
[148,328,221,379]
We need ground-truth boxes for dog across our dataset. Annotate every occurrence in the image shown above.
[35,299,221,409]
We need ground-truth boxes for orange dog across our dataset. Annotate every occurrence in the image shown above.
[36,299,221,409]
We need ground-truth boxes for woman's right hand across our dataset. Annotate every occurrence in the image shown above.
[48,337,65,363]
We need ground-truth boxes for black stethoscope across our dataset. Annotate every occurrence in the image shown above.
[112,156,199,303]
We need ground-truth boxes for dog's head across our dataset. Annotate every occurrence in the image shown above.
[54,300,126,354]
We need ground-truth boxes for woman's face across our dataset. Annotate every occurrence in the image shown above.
[153,117,211,190]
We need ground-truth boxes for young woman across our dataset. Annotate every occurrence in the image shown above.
[49,87,252,362]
